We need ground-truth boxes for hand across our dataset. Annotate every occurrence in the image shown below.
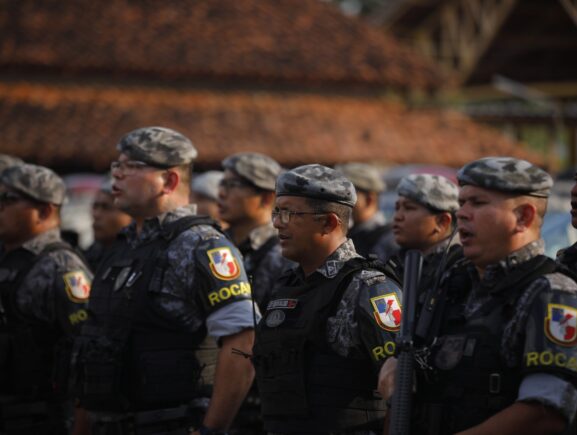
[378,356,398,401]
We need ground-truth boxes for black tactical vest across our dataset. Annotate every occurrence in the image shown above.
[253,258,388,433]
[78,216,218,411]
[0,242,73,398]
[414,255,559,434]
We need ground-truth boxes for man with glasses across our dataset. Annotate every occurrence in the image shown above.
[0,163,92,434]
[219,152,293,312]
[75,127,255,435]
[253,164,402,433]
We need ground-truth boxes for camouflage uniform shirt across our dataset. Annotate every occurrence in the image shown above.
[278,239,402,367]
[447,240,577,420]
[0,228,91,335]
[113,205,255,338]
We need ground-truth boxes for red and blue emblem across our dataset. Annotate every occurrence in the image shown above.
[63,270,91,302]
[207,247,241,281]
[370,293,402,332]
[545,303,577,347]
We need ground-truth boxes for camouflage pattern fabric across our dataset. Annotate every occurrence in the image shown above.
[397,173,459,212]
[117,126,197,167]
[0,154,23,174]
[0,163,66,205]
[222,153,282,191]
[276,164,357,207]
[116,205,254,336]
[335,162,385,193]
[282,239,401,365]
[457,157,552,198]
[1,228,92,335]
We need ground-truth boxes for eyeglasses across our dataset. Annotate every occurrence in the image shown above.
[271,208,327,225]
[219,178,252,191]
[0,191,25,208]
[110,160,160,175]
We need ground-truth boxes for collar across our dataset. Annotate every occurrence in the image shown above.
[122,204,198,247]
[310,238,362,279]
[469,239,545,289]
[20,228,62,255]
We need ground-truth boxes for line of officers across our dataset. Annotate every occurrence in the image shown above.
[1,126,577,435]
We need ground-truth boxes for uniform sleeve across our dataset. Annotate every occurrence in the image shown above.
[521,272,577,419]
[355,270,403,368]
[18,251,92,336]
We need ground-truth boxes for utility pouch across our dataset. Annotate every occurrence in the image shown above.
[78,337,126,410]
[131,348,202,406]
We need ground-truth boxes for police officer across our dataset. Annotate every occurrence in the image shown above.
[0,163,92,434]
[84,175,132,272]
[219,152,293,312]
[190,171,225,226]
[381,157,577,434]
[75,127,255,435]
[336,163,397,262]
[390,174,462,293]
[253,164,402,433]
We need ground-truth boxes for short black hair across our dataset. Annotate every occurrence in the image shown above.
[305,197,352,235]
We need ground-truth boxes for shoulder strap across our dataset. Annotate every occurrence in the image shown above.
[160,215,221,241]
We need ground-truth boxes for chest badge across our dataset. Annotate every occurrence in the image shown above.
[370,293,402,332]
[207,247,241,281]
[114,266,132,292]
[545,303,577,346]
[265,310,286,327]
[63,270,91,302]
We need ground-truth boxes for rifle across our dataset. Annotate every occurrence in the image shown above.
[389,249,422,435]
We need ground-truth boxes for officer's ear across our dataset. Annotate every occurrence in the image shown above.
[320,212,341,235]
[513,202,536,232]
[434,212,452,234]
[259,191,275,208]
[161,169,180,194]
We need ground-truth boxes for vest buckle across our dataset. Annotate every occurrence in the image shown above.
[489,373,501,394]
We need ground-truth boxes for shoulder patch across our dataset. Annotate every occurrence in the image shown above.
[545,303,577,346]
[207,247,241,281]
[370,293,402,331]
[63,270,91,302]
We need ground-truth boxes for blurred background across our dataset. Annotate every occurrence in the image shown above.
[0,0,575,255]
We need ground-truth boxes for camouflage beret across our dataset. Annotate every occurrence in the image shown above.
[191,171,223,201]
[397,174,459,212]
[117,126,197,167]
[222,152,282,191]
[335,163,385,193]
[0,163,66,205]
[276,164,357,207]
[457,157,552,198]
[0,154,23,174]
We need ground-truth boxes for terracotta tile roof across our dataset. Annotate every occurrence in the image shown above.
[0,82,542,172]
[0,0,442,90]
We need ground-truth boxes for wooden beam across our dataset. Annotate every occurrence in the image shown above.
[412,0,518,83]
